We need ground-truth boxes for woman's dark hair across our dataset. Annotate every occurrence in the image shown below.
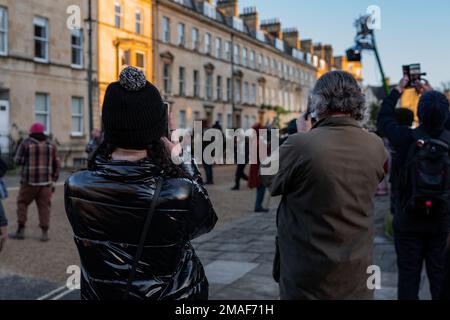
[88,140,189,179]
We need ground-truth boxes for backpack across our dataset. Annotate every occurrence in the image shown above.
[400,128,450,218]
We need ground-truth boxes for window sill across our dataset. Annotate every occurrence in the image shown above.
[71,64,84,70]
[70,133,86,139]
[34,57,49,64]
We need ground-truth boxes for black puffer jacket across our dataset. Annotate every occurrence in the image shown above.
[64,156,218,300]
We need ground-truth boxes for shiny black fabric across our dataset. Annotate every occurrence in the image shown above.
[64,156,218,300]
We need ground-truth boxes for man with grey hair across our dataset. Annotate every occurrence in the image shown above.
[262,71,388,300]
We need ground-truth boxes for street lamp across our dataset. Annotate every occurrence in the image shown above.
[347,15,389,96]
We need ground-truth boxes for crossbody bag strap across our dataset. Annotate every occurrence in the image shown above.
[123,178,163,300]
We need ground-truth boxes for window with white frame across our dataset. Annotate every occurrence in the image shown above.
[162,17,170,43]
[193,70,200,97]
[216,75,222,100]
[225,41,231,60]
[244,82,249,103]
[0,6,8,56]
[34,17,48,62]
[114,2,122,28]
[235,79,242,103]
[119,48,130,69]
[179,66,185,96]
[226,78,231,101]
[71,29,83,67]
[177,23,185,46]
[244,115,250,130]
[71,97,84,136]
[233,44,240,64]
[227,114,232,128]
[35,93,50,133]
[242,48,247,67]
[215,37,222,59]
[249,50,255,69]
[191,27,199,50]
[135,51,145,70]
[163,63,171,94]
[135,9,142,34]
[204,33,212,54]
[205,72,213,101]
[216,113,223,126]
[179,110,187,128]
[251,84,257,104]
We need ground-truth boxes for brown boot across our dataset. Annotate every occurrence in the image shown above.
[40,230,49,242]
[10,226,25,240]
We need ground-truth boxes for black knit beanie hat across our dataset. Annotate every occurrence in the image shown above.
[102,66,167,149]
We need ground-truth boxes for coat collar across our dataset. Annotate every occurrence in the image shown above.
[312,116,361,130]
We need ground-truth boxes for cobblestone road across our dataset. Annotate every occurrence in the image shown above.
[0,166,432,300]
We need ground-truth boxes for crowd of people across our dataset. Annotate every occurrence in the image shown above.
[0,65,448,301]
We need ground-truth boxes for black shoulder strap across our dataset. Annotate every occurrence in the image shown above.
[123,178,163,300]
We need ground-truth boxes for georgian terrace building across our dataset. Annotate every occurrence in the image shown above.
[0,0,97,167]
[153,0,317,130]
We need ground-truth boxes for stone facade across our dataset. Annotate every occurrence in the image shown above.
[97,0,153,119]
[0,0,98,167]
[153,0,317,130]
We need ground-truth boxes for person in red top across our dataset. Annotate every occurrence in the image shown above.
[10,123,60,242]
[248,123,269,212]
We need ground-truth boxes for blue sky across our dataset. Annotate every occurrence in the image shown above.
[233,0,450,88]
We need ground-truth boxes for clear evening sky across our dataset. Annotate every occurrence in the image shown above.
[233,0,450,89]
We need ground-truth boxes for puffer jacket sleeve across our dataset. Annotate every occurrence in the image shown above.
[179,157,218,239]
[187,179,218,240]
[179,157,203,184]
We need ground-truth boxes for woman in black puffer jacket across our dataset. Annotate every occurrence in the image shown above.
[65,67,218,300]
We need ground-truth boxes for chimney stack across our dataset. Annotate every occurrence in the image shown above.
[283,28,300,49]
[217,0,238,17]
[260,19,282,39]
[240,7,259,33]
[324,45,334,67]
[300,39,313,55]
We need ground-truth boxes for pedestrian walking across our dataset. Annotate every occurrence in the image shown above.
[249,123,269,213]
[262,71,388,300]
[65,66,218,300]
[441,237,450,300]
[10,123,60,242]
[231,135,249,191]
[378,77,450,300]
[202,120,214,185]
[0,156,8,252]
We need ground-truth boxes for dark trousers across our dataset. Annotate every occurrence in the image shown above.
[394,228,449,300]
[441,244,450,300]
[255,186,266,211]
[203,164,213,184]
[234,164,248,189]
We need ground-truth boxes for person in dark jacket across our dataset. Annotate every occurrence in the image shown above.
[65,67,218,300]
[0,157,8,252]
[441,237,450,300]
[262,71,388,300]
[377,76,450,300]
